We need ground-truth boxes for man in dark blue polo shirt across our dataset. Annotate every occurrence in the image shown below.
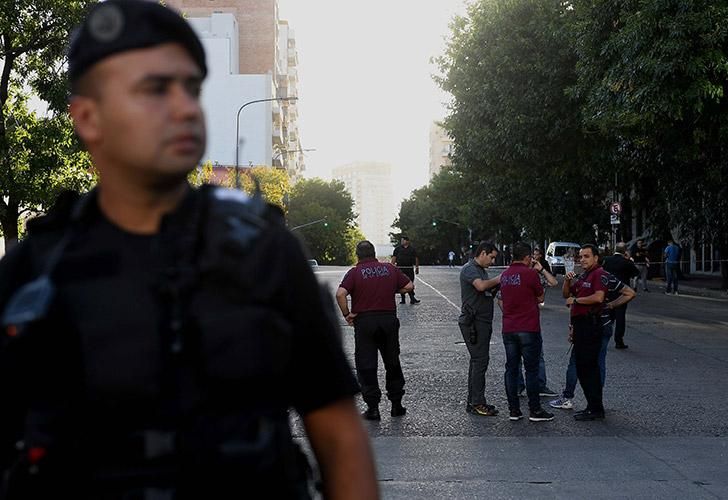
[337,241,414,420]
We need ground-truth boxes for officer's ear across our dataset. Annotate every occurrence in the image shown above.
[69,93,102,146]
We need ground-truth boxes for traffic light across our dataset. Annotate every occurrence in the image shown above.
[432,220,437,226]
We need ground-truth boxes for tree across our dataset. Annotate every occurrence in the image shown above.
[435,0,611,246]
[1,0,97,246]
[571,0,728,288]
[287,178,359,265]
[187,160,215,187]
[232,166,291,211]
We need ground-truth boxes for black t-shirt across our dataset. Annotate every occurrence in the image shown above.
[0,188,358,466]
[602,254,640,285]
[632,246,649,264]
[393,244,417,267]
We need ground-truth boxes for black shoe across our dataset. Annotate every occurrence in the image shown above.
[539,387,559,397]
[410,298,421,304]
[574,409,605,421]
[391,403,407,417]
[644,289,650,292]
[529,408,555,422]
[615,342,628,349]
[362,407,381,421]
[509,409,523,421]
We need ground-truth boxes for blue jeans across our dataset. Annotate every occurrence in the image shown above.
[666,263,679,292]
[517,350,547,392]
[503,332,543,412]
[562,323,613,399]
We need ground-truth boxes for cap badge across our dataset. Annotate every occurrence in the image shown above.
[88,3,125,43]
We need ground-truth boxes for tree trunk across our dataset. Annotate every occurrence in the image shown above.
[1,201,19,249]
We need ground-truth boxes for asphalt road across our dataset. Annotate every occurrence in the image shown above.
[300,265,728,499]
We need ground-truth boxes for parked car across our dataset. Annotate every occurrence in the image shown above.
[307,259,319,268]
[545,242,581,275]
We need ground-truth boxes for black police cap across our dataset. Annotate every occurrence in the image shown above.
[68,0,207,86]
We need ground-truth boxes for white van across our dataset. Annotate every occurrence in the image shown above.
[545,242,581,275]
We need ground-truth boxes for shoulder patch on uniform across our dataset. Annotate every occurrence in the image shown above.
[600,274,610,286]
[211,187,251,204]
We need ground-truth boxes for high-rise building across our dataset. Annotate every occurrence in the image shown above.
[332,163,396,252]
[165,0,304,179]
[429,121,453,179]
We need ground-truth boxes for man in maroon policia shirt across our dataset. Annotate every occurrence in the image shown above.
[563,244,609,421]
[497,242,554,422]
[337,241,414,420]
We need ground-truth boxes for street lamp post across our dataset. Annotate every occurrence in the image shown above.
[433,217,473,245]
[290,217,328,231]
[234,96,298,188]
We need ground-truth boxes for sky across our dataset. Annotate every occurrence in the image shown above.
[277,0,469,207]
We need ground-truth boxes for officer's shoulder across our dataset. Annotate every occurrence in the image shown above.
[25,190,81,236]
[203,186,283,224]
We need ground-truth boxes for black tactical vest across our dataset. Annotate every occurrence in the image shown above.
[1,186,312,499]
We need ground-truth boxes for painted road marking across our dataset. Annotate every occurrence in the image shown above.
[416,276,461,312]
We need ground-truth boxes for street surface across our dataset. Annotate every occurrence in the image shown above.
[300,265,728,499]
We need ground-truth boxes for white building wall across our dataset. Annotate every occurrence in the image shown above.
[189,13,274,167]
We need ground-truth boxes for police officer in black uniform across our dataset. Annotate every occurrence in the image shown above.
[391,236,420,304]
[0,2,378,498]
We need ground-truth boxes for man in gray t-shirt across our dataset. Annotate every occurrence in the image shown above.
[458,242,500,416]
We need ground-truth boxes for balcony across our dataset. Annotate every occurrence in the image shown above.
[272,124,283,145]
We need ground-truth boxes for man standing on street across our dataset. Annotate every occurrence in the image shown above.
[0,2,378,497]
[448,249,456,268]
[664,238,681,295]
[632,239,651,292]
[563,244,608,421]
[459,242,501,416]
[516,247,559,398]
[602,243,640,349]
[550,273,636,411]
[337,241,413,421]
[497,242,554,422]
[392,235,420,304]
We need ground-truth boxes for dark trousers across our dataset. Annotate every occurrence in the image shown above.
[503,332,542,412]
[353,312,405,407]
[459,318,493,406]
[572,315,604,412]
[666,263,679,292]
[400,268,416,301]
[613,303,628,345]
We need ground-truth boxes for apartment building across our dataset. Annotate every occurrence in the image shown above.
[166,0,304,179]
[333,163,396,253]
[429,121,453,179]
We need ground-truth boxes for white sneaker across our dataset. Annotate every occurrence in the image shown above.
[549,397,573,410]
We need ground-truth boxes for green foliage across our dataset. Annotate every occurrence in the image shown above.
[427,0,728,282]
[571,0,728,285]
[287,178,359,265]
[429,0,608,252]
[1,0,98,245]
[1,89,95,239]
[229,166,291,211]
[187,160,215,187]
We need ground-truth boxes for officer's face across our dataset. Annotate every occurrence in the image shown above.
[70,43,206,185]
[478,250,498,267]
[579,248,598,270]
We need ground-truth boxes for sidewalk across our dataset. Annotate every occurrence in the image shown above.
[647,274,727,299]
